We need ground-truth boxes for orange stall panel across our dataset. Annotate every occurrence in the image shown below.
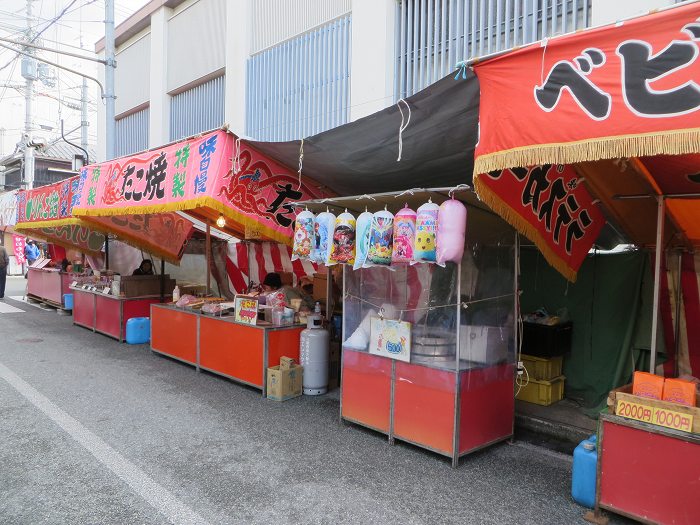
[199,318,265,387]
[151,305,198,366]
[266,327,303,368]
[394,362,456,455]
[341,349,392,434]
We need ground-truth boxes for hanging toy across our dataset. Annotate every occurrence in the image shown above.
[353,209,373,270]
[366,208,394,266]
[329,210,356,265]
[436,197,467,266]
[291,209,315,261]
[391,204,417,263]
[313,209,336,265]
[413,199,439,263]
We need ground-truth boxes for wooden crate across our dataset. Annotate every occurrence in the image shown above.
[608,383,700,434]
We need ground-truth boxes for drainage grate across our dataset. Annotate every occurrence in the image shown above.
[16,338,44,343]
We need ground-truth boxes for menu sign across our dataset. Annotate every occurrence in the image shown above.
[617,398,694,433]
[234,296,259,325]
[369,318,412,363]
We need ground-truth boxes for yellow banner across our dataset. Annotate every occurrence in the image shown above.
[617,399,694,433]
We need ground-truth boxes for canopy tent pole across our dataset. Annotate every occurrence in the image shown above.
[650,196,665,374]
[104,236,109,270]
[206,222,211,296]
[160,259,165,303]
[674,251,682,377]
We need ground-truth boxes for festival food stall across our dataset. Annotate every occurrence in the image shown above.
[468,2,700,521]
[72,128,326,393]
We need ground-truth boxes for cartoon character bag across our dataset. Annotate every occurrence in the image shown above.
[413,199,439,263]
[313,210,336,265]
[353,210,373,270]
[291,209,315,261]
[391,204,416,264]
[329,210,356,265]
[436,197,467,266]
[366,208,394,266]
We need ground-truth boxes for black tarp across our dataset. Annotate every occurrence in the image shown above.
[248,72,480,196]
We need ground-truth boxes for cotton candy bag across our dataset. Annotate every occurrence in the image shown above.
[436,198,467,265]
[292,209,314,261]
[313,210,336,265]
[366,209,394,266]
[391,204,416,263]
[329,211,356,265]
[413,200,439,263]
[353,210,373,270]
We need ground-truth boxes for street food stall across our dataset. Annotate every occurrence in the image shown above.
[72,128,327,391]
[469,2,700,521]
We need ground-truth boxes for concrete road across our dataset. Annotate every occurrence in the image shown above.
[0,277,628,524]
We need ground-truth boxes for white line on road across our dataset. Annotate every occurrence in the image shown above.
[0,362,207,525]
[0,302,24,314]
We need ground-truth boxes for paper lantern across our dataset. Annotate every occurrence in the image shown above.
[353,210,373,270]
[391,204,416,263]
[366,209,394,266]
[414,200,439,263]
[436,198,467,265]
[329,211,356,265]
[313,211,336,265]
[291,209,315,260]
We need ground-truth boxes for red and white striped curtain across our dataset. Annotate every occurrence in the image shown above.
[225,241,316,293]
[659,253,700,378]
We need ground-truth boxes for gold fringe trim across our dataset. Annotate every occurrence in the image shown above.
[73,196,294,247]
[474,175,578,283]
[14,218,84,230]
[474,128,700,174]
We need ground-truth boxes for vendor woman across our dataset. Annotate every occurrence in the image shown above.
[132,259,154,276]
[262,272,314,309]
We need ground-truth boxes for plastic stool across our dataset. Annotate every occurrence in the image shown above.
[126,317,150,344]
[63,293,74,310]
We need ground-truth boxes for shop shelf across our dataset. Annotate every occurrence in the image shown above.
[520,354,563,381]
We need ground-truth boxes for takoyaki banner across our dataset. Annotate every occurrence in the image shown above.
[472,2,700,174]
[474,164,605,282]
[72,129,325,245]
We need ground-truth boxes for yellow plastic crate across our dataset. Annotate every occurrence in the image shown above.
[521,354,563,381]
[516,375,565,406]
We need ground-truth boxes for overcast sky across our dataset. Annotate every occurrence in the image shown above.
[0,0,146,157]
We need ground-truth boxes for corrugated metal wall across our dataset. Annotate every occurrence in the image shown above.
[115,107,149,157]
[169,75,225,141]
[396,0,592,98]
[251,0,352,54]
[246,16,351,141]
[166,0,227,93]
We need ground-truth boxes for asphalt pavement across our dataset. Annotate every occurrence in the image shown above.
[0,276,630,525]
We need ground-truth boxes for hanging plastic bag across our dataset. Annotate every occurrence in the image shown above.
[436,197,467,266]
[313,210,336,265]
[329,210,356,265]
[413,199,439,263]
[291,209,314,261]
[353,210,373,270]
[366,209,394,266]
[391,204,417,264]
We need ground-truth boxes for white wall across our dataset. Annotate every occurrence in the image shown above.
[225,0,251,134]
[591,0,675,26]
[350,0,396,121]
[150,6,171,148]
[115,31,151,115]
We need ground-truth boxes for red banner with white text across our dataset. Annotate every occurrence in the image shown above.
[474,164,605,281]
[473,2,700,174]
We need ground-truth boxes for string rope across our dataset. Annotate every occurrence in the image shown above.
[343,292,516,314]
[232,137,241,175]
[297,138,304,190]
[396,98,411,162]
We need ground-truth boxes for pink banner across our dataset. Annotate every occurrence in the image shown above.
[13,235,26,264]
[73,129,326,244]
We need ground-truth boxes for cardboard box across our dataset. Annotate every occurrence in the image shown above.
[280,356,296,370]
[632,371,664,400]
[279,271,294,286]
[313,274,328,301]
[267,364,303,401]
[663,377,697,407]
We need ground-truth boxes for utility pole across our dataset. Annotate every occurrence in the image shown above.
[22,0,36,189]
[104,0,116,160]
[80,34,89,154]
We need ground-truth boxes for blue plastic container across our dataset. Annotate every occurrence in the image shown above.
[126,317,150,345]
[63,293,74,310]
[572,434,597,509]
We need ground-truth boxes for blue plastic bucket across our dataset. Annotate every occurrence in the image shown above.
[63,293,74,310]
[126,317,150,345]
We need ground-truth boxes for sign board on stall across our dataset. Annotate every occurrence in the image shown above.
[616,399,694,433]
[369,318,411,362]
[234,296,259,325]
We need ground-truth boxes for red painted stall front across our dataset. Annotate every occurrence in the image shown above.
[27,267,71,307]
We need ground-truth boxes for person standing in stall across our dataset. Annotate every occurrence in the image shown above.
[24,239,40,266]
[0,241,8,299]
